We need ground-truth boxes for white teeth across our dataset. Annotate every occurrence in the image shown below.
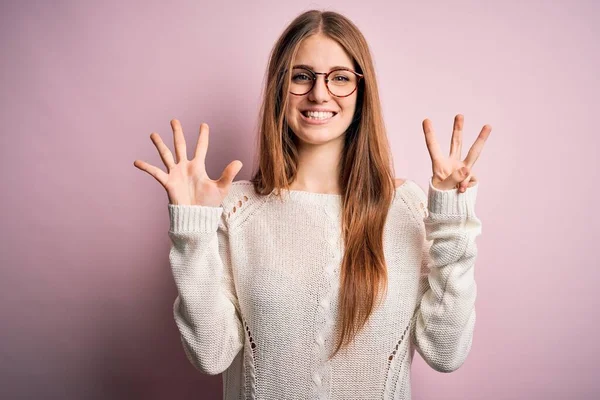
[304,111,334,119]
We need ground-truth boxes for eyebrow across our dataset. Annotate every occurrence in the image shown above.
[292,64,353,71]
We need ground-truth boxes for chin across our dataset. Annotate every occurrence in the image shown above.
[291,125,346,145]
[289,117,350,144]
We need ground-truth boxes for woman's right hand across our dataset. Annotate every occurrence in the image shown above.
[133,119,243,206]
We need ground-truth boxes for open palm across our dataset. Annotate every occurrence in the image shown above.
[133,119,243,206]
[422,114,491,193]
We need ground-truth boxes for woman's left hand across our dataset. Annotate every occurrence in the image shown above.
[422,114,491,193]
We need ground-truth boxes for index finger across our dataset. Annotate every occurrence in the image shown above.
[422,119,444,162]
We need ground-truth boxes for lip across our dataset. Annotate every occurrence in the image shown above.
[300,110,337,125]
[301,108,338,113]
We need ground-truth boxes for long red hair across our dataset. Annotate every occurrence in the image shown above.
[250,9,397,360]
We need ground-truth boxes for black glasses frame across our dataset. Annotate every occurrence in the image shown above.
[286,66,364,98]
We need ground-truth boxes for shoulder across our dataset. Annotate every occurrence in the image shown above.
[220,179,271,230]
[394,177,424,201]
[393,177,428,222]
[394,177,425,200]
[220,179,260,211]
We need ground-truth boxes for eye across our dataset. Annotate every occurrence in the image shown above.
[333,75,350,82]
[292,73,313,82]
[328,70,353,84]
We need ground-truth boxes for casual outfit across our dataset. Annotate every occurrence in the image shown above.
[167,178,481,399]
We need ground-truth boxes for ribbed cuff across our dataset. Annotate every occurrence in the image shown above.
[168,204,224,233]
[427,176,478,217]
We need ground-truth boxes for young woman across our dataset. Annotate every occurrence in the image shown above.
[134,9,490,400]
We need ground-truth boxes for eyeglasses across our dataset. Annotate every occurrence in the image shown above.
[287,66,364,97]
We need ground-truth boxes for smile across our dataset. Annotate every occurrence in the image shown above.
[300,111,337,125]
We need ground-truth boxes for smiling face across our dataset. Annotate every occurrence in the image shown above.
[285,34,359,146]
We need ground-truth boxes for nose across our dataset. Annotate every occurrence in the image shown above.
[307,74,331,103]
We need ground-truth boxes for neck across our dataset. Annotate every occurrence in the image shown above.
[289,136,343,194]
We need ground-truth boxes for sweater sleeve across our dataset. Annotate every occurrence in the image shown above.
[167,204,244,375]
[408,177,482,373]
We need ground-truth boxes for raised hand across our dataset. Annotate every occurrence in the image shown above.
[133,119,243,206]
[422,114,491,193]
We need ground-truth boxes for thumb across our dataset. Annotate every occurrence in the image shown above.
[441,166,470,189]
[218,160,243,188]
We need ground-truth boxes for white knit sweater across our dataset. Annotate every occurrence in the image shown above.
[167,177,481,399]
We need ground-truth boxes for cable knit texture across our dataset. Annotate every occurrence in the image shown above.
[167,177,481,399]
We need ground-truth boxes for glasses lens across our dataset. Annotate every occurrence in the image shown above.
[289,67,359,96]
[327,69,358,97]
[290,68,314,95]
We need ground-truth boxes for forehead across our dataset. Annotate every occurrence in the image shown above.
[293,34,354,71]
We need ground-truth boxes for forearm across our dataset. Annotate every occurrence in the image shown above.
[168,204,244,375]
[412,178,482,373]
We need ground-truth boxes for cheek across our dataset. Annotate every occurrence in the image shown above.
[285,98,300,120]
[341,97,357,117]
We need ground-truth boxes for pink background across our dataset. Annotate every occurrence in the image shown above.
[1,0,598,399]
